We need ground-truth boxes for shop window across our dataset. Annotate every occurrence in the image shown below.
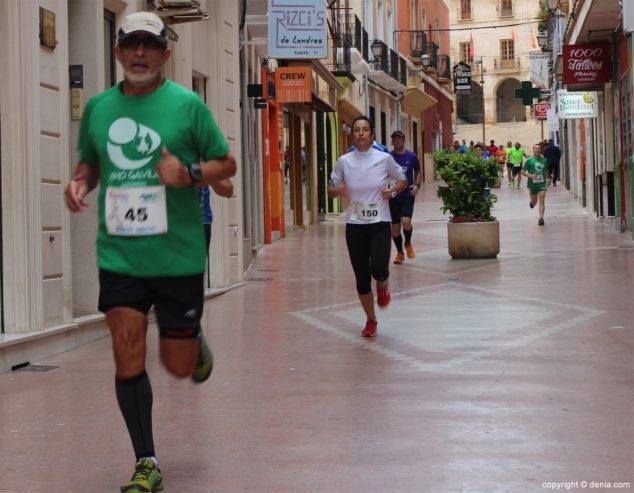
[459,42,473,63]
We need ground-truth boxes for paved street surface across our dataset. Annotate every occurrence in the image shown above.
[1,183,633,492]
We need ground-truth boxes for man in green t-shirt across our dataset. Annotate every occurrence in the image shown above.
[63,12,236,492]
[522,143,550,226]
[508,142,526,188]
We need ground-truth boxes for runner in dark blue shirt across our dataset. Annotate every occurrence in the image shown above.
[389,130,422,264]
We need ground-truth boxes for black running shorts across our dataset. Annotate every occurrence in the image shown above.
[98,269,204,338]
[389,195,415,224]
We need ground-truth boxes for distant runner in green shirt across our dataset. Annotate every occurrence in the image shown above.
[504,140,514,186]
[62,12,236,493]
[522,143,550,226]
[508,142,526,188]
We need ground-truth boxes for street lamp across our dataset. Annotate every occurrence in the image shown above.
[545,0,560,12]
[420,53,431,68]
[371,39,383,69]
[474,57,485,143]
[537,31,548,49]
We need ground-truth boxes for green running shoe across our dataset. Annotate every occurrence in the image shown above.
[191,331,213,383]
[121,458,164,492]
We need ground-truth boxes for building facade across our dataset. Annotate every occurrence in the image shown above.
[0,0,242,372]
[544,0,626,223]
[450,0,543,147]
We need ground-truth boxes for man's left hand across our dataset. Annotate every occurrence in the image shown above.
[157,147,192,187]
[410,184,420,196]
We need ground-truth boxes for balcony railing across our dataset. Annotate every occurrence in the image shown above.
[326,13,369,75]
[327,41,352,74]
[389,48,399,81]
[399,57,407,86]
[498,3,513,17]
[410,30,428,59]
[438,55,451,80]
[427,41,439,69]
[494,57,520,70]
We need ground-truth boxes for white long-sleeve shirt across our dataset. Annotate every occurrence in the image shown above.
[331,148,405,224]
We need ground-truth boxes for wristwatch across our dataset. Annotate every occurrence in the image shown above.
[187,163,203,186]
[391,190,397,198]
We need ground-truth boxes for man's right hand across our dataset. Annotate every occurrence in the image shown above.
[64,178,90,212]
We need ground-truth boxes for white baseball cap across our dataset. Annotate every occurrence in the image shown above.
[118,12,167,46]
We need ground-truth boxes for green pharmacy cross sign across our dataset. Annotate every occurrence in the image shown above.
[515,81,541,106]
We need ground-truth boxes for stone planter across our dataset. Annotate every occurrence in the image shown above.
[447,221,500,259]
[493,176,502,188]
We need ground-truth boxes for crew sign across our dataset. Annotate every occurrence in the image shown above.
[268,0,327,59]
[453,62,472,94]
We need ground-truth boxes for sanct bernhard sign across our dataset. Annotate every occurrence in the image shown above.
[557,90,598,119]
[563,44,611,85]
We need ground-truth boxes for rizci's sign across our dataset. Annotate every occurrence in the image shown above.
[268,0,327,59]
[563,44,611,85]
[557,89,598,119]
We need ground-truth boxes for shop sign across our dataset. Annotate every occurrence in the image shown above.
[533,102,550,120]
[529,52,550,89]
[275,67,312,103]
[563,44,611,85]
[624,0,634,33]
[453,62,472,94]
[547,107,559,132]
[268,0,327,59]
[557,90,598,119]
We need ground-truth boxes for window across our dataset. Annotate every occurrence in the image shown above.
[104,10,116,87]
[499,0,513,17]
[500,39,515,68]
[460,0,471,20]
[460,42,473,63]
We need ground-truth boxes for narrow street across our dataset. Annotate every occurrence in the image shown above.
[1,183,633,492]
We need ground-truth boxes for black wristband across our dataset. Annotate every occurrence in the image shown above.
[187,163,202,186]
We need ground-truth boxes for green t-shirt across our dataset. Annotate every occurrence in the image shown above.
[78,80,229,277]
[508,147,526,165]
[523,155,548,189]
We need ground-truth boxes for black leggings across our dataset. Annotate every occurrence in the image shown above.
[345,222,391,295]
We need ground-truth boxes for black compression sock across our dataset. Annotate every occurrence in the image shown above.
[115,370,156,460]
[392,234,403,253]
[403,227,413,244]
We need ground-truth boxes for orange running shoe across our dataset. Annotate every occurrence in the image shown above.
[393,252,405,264]
[404,242,415,259]
[361,319,378,337]
[377,283,391,309]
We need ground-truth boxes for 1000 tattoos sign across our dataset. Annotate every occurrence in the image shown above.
[268,0,327,59]
[563,44,611,85]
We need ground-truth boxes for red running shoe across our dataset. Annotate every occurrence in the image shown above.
[362,319,378,337]
[377,283,391,309]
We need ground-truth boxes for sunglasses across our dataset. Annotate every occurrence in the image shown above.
[119,36,165,51]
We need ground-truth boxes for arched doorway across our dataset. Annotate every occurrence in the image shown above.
[456,82,483,124]
[496,78,526,123]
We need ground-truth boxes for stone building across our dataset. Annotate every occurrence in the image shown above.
[450,0,543,147]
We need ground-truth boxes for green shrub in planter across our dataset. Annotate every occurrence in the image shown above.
[432,150,501,223]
